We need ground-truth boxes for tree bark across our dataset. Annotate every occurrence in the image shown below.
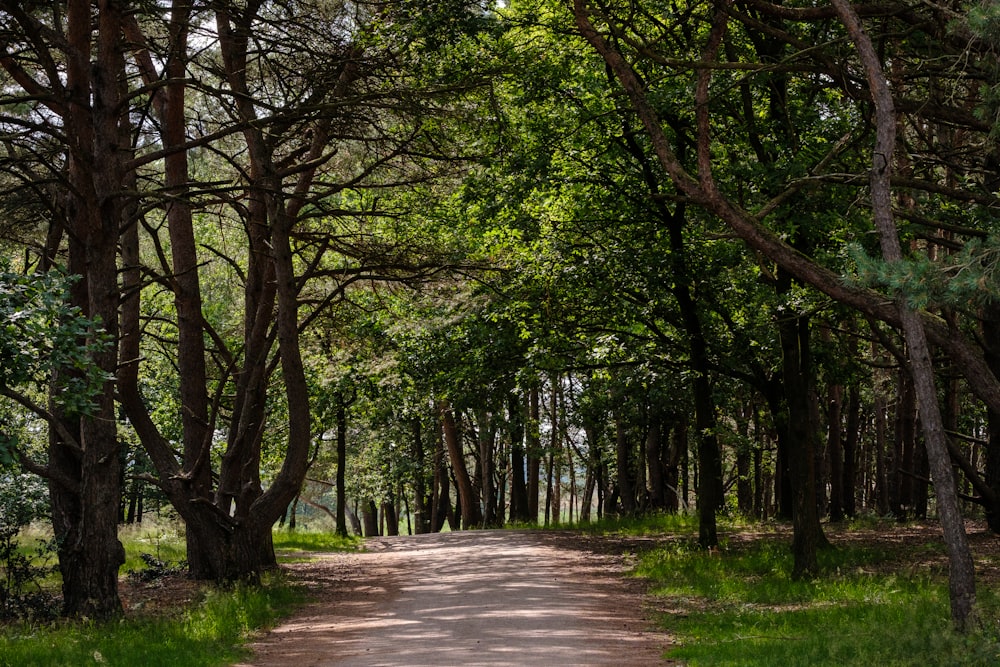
[828,383,845,522]
[412,417,430,534]
[777,302,826,578]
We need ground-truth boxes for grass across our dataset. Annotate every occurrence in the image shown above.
[0,575,303,667]
[635,536,1000,666]
[120,520,187,573]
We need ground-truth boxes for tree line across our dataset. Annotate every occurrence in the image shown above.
[0,0,997,630]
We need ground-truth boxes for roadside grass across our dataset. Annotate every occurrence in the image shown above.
[637,536,1000,666]
[0,574,303,667]
[0,524,358,666]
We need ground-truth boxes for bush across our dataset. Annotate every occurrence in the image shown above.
[0,475,56,622]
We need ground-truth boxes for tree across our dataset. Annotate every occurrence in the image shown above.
[831,0,976,628]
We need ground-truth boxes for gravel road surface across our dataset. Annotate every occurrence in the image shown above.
[236,530,670,666]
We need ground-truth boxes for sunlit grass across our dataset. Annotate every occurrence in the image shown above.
[638,537,1000,666]
[272,527,361,559]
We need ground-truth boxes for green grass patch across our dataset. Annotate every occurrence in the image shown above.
[639,538,1000,666]
[272,528,360,556]
[0,574,303,667]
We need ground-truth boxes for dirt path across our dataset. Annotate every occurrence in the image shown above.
[235,530,671,666]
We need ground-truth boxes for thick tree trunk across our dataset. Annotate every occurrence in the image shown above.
[43,0,129,618]
[362,500,380,537]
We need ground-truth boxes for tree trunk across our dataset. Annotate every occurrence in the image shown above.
[776,296,826,579]
[976,303,1000,533]
[843,386,861,519]
[476,408,497,528]
[874,390,891,515]
[614,408,635,516]
[43,0,129,618]
[441,402,481,529]
[833,0,977,627]
[527,386,542,523]
[665,418,686,513]
[646,412,666,510]
[509,392,530,523]
[362,500,380,537]
[432,415,450,532]
[336,401,349,537]
[892,371,917,519]
[412,417,430,534]
[828,383,844,522]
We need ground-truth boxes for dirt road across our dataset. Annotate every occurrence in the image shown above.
[237,530,670,666]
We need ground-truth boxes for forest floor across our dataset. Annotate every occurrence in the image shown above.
[228,530,673,666]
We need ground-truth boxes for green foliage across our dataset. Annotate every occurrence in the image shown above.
[638,539,1000,666]
[965,1,1000,138]
[849,237,1000,310]
[0,263,111,459]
